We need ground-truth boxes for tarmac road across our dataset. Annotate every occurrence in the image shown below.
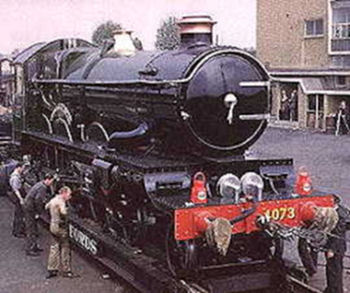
[0,197,130,293]
[1,126,350,293]
[250,127,350,203]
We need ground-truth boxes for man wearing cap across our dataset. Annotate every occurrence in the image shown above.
[23,173,55,256]
[9,162,26,237]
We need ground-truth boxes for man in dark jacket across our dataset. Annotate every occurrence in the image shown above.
[324,195,350,293]
[23,173,55,256]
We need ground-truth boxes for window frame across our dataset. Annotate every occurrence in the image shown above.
[335,75,347,87]
[304,18,324,38]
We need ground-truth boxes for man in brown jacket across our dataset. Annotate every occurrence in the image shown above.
[45,186,79,279]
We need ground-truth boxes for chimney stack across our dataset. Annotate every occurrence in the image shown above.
[113,30,136,57]
[177,15,217,48]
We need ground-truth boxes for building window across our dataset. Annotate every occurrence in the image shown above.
[307,95,324,129]
[336,76,346,86]
[331,6,350,52]
[333,24,350,39]
[305,19,324,37]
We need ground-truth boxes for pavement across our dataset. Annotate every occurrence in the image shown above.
[0,197,127,293]
[251,127,350,201]
[1,126,350,293]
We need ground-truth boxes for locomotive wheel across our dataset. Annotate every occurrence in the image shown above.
[167,228,199,277]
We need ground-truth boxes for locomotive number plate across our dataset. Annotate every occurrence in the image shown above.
[264,207,296,221]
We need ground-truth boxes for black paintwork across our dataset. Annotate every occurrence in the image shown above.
[30,44,269,160]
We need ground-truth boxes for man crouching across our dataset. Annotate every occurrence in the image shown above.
[45,186,79,279]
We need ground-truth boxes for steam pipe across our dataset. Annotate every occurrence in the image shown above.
[108,122,149,146]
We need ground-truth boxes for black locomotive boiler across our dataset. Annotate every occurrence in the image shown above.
[16,15,334,292]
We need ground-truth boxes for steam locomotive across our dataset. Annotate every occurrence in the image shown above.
[12,15,333,292]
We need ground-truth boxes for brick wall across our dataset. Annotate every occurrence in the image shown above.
[257,0,331,69]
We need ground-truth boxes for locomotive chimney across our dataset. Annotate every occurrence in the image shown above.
[177,15,216,48]
[112,30,136,57]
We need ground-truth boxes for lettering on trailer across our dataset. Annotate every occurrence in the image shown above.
[69,224,98,255]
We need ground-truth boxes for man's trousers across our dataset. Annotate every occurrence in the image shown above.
[47,223,71,273]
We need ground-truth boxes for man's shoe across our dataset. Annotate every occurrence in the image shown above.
[26,250,40,257]
[46,270,58,279]
[62,271,80,278]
